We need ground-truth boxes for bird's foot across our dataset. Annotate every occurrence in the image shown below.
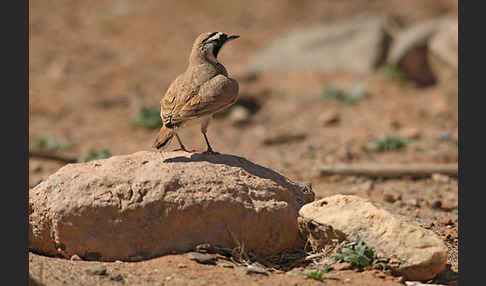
[172,147,195,153]
[202,148,219,155]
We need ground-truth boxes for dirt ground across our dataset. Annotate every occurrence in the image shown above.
[29,0,458,285]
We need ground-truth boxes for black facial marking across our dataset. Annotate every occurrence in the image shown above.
[202,32,219,44]
[213,45,221,58]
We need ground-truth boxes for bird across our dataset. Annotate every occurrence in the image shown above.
[152,32,240,154]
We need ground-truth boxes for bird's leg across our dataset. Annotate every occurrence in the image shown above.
[173,133,192,152]
[202,132,218,154]
[201,116,218,155]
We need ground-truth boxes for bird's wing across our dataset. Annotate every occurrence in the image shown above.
[167,74,239,125]
[160,74,191,126]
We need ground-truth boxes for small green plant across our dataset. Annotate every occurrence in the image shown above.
[361,136,414,153]
[301,265,332,281]
[77,149,112,163]
[32,135,68,152]
[129,105,162,130]
[332,236,376,268]
[320,83,366,105]
[380,63,408,83]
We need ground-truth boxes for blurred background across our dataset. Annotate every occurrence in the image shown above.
[29,0,458,188]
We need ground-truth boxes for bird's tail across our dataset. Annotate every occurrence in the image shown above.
[152,125,175,150]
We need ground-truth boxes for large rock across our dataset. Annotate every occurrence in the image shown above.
[428,17,458,88]
[29,151,315,261]
[387,15,456,86]
[428,17,458,114]
[249,16,390,73]
[298,195,447,281]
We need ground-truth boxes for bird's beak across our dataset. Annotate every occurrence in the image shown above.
[226,35,240,42]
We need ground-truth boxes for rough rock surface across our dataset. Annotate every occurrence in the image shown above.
[29,151,315,261]
[249,15,390,73]
[298,195,447,281]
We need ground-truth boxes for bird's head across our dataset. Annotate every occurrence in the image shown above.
[190,32,239,64]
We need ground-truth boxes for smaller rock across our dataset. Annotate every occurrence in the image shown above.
[177,263,187,268]
[195,243,214,253]
[438,218,454,226]
[431,173,450,183]
[185,252,218,265]
[246,264,268,275]
[393,200,406,208]
[439,200,457,211]
[430,200,443,209]
[110,274,124,282]
[319,110,341,126]
[263,133,307,145]
[383,193,397,203]
[70,254,82,261]
[86,265,107,276]
[407,198,421,207]
[299,195,448,281]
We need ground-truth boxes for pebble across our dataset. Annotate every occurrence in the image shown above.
[318,110,341,125]
[70,254,82,261]
[393,200,406,208]
[383,193,397,203]
[246,264,268,275]
[430,200,443,209]
[110,274,124,282]
[439,218,454,226]
[431,173,450,183]
[86,265,107,276]
[185,252,217,265]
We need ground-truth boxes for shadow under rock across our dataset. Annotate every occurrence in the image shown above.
[163,153,294,187]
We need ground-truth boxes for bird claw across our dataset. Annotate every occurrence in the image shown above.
[172,148,195,153]
[202,149,219,155]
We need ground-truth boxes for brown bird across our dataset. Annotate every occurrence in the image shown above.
[152,32,240,154]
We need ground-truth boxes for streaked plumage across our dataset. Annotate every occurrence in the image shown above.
[152,32,240,153]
